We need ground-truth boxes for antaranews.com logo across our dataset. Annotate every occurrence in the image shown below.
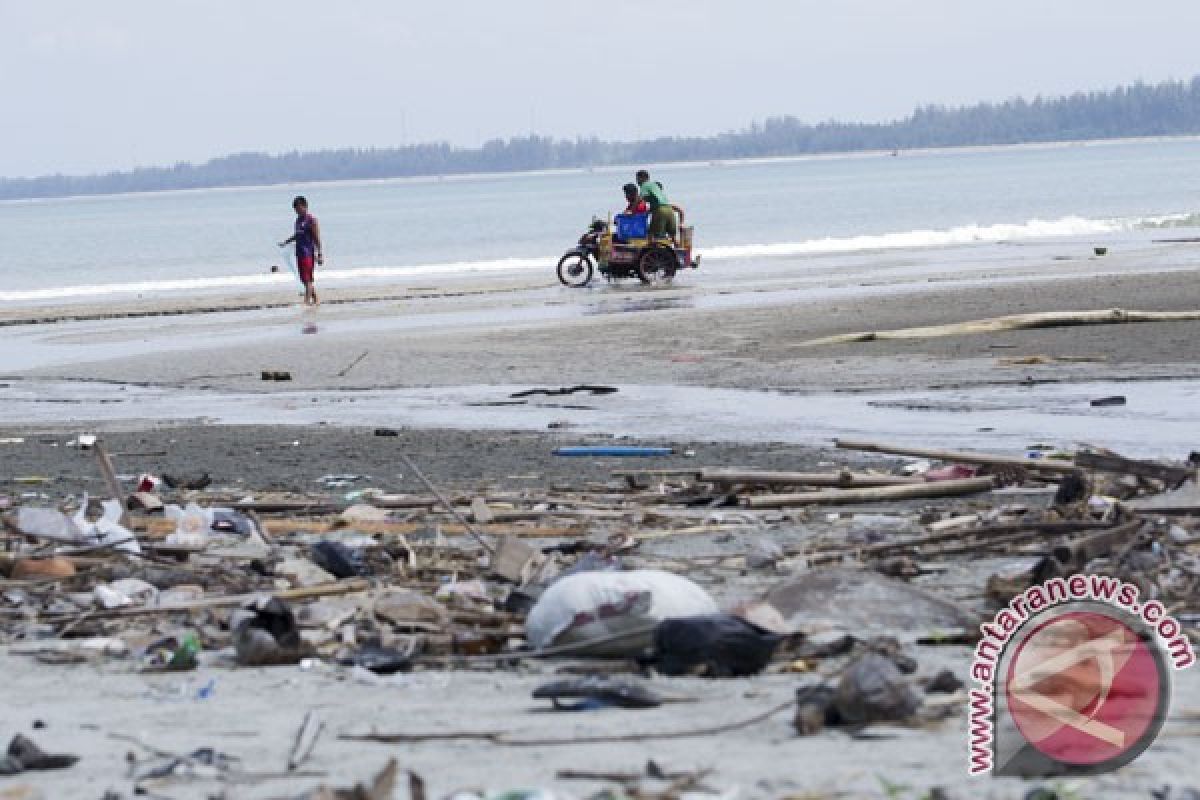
[968,573,1195,777]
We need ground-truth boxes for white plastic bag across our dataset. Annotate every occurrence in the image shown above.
[525,569,717,656]
[164,503,213,548]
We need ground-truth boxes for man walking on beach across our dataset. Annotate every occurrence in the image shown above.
[279,196,324,306]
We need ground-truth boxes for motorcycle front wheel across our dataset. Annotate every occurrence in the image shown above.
[557,253,594,287]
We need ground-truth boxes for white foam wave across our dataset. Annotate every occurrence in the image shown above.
[700,216,1127,260]
[0,215,1142,305]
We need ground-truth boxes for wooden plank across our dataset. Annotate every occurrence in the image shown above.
[744,476,996,509]
[834,438,1078,474]
[699,469,920,487]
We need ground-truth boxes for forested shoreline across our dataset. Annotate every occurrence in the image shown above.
[5,77,1200,200]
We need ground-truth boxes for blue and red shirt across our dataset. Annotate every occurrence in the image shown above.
[294,213,317,258]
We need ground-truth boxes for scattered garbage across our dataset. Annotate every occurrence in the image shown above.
[0,735,78,775]
[1,432,1197,793]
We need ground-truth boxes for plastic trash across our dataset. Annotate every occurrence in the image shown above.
[164,503,213,548]
[652,613,783,677]
[15,507,81,542]
[234,597,313,667]
[93,578,158,609]
[310,541,369,579]
[924,464,979,481]
[532,675,662,710]
[525,569,718,656]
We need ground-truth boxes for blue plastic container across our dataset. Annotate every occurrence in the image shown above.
[615,213,650,240]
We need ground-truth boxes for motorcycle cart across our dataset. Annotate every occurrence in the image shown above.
[557,213,697,287]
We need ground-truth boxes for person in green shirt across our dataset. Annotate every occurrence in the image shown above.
[636,169,685,242]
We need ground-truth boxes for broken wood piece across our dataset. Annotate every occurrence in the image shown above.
[94,442,130,527]
[489,535,544,584]
[1074,451,1195,489]
[834,438,1078,474]
[698,469,921,488]
[287,710,323,771]
[744,476,996,509]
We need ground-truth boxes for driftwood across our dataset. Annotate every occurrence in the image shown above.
[835,438,1079,474]
[744,476,995,509]
[699,469,920,488]
[1074,451,1194,488]
[792,308,1200,348]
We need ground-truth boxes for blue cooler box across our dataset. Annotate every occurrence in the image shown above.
[615,213,650,239]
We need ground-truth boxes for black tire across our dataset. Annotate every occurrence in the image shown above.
[637,246,678,285]
[557,253,593,287]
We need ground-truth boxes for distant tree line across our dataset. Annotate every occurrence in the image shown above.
[6,77,1200,200]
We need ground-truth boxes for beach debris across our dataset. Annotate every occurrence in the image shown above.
[532,675,663,710]
[233,597,314,666]
[1091,395,1127,407]
[0,735,79,775]
[10,557,76,580]
[336,349,370,378]
[525,569,717,656]
[652,613,783,677]
[338,642,417,675]
[261,370,293,381]
[292,758,399,800]
[288,710,324,771]
[373,588,450,631]
[162,472,212,490]
[311,541,370,579]
[510,385,618,398]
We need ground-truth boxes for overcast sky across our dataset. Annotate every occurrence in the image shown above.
[3,0,1199,178]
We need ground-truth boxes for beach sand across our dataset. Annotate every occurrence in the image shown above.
[2,244,1200,798]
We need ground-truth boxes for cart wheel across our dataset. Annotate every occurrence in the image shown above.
[556,254,593,287]
[637,246,677,285]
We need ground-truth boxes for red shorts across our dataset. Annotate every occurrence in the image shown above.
[297,255,315,284]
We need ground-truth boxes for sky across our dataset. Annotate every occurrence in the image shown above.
[3,0,1200,178]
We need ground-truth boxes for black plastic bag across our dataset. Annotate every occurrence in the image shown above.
[310,541,369,579]
[652,613,782,677]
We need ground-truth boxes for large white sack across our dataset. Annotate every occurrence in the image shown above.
[525,569,717,656]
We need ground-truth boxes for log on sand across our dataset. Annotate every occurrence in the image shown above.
[834,438,1079,474]
[792,308,1200,348]
[743,476,995,509]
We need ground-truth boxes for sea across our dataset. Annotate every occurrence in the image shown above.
[3,136,1200,305]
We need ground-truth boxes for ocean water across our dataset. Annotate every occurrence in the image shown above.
[3,137,1200,304]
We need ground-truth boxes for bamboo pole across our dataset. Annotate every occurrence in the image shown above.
[834,438,1078,474]
[744,476,995,509]
[699,469,920,487]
